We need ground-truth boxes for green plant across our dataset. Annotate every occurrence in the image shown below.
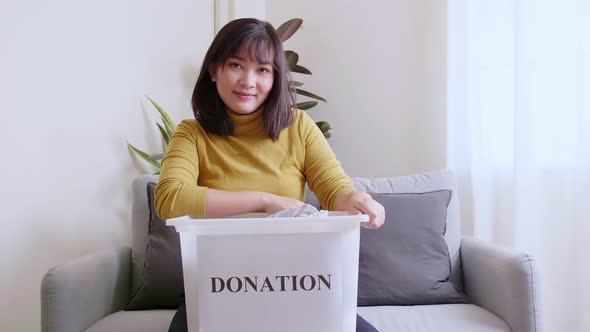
[277,18,331,138]
[128,18,331,173]
[127,96,175,173]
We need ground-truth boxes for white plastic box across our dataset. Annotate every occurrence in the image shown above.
[167,212,367,332]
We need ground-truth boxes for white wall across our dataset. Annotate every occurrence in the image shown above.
[216,0,267,32]
[0,1,213,330]
[267,0,448,177]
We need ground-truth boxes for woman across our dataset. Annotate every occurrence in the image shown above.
[155,18,385,332]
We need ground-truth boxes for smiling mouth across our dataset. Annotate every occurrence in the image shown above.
[233,91,255,100]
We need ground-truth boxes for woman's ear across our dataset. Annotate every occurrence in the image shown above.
[208,65,217,82]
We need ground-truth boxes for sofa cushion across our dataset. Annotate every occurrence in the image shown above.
[84,305,509,332]
[305,169,463,286]
[130,175,159,296]
[353,170,462,273]
[358,190,467,305]
[357,304,510,332]
[126,182,184,309]
[84,310,175,332]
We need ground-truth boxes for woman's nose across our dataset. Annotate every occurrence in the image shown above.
[238,70,256,88]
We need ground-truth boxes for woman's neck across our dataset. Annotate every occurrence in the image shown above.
[225,107,264,136]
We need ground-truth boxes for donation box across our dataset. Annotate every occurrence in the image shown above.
[166,212,367,332]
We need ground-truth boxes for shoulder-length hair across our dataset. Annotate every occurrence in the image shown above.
[191,18,295,140]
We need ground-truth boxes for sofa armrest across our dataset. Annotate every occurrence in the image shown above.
[41,246,131,332]
[461,236,543,332]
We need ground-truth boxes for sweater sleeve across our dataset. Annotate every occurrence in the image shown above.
[300,111,356,210]
[154,120,208,219]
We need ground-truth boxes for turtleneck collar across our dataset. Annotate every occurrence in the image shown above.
[226,108,265,136]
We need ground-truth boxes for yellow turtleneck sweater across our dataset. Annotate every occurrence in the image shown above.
[154,108,355,219]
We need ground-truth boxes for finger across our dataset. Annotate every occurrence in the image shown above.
[363,211,379,229]
[349,206,375,229]
[344,202,362,214]
[369,201,385,229]
[373,204,384,228]
[352,199,374,216]
[361,221,378,229]
[357,204,379,228]
[360,201,384,229]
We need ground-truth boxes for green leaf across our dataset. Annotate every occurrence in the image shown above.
[157,123,170,145]
[290,80,304,87]
[128,143,161,170]
[276,18,303,43]
[291,64,312,75]
[323,131,331,139]
[285,50,299,70]
[162,116,174,137]
[296,88,327,102]
[296,101,318,110]
[146,96,176,132]
[316,121,332,133]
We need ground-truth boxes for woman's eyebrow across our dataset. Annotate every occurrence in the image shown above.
[230,55,271,65]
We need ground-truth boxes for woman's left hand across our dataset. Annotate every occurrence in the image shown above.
[334,190,385,229]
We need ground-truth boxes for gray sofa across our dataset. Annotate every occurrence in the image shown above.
[41,170,543,332]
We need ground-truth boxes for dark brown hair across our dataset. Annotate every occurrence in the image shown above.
[191,18,295,140]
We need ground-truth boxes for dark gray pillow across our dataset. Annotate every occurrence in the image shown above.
[357,190,468,306]
[126,182,184,310]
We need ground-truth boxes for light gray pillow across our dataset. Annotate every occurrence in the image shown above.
[357,190,467,306]
[126,182,184,310]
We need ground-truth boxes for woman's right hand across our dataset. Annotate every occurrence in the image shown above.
[261,193,305,214]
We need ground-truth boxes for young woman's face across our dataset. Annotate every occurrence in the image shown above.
[211,51,274,115]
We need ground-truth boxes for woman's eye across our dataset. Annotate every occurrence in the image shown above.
[259,68,271,73]
[229,63,241,69]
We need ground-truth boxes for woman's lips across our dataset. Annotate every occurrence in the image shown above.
[233,91,255,100]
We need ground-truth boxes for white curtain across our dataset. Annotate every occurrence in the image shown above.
[447,1,590,331]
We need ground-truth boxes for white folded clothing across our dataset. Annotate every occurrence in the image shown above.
[267,204,329,218]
